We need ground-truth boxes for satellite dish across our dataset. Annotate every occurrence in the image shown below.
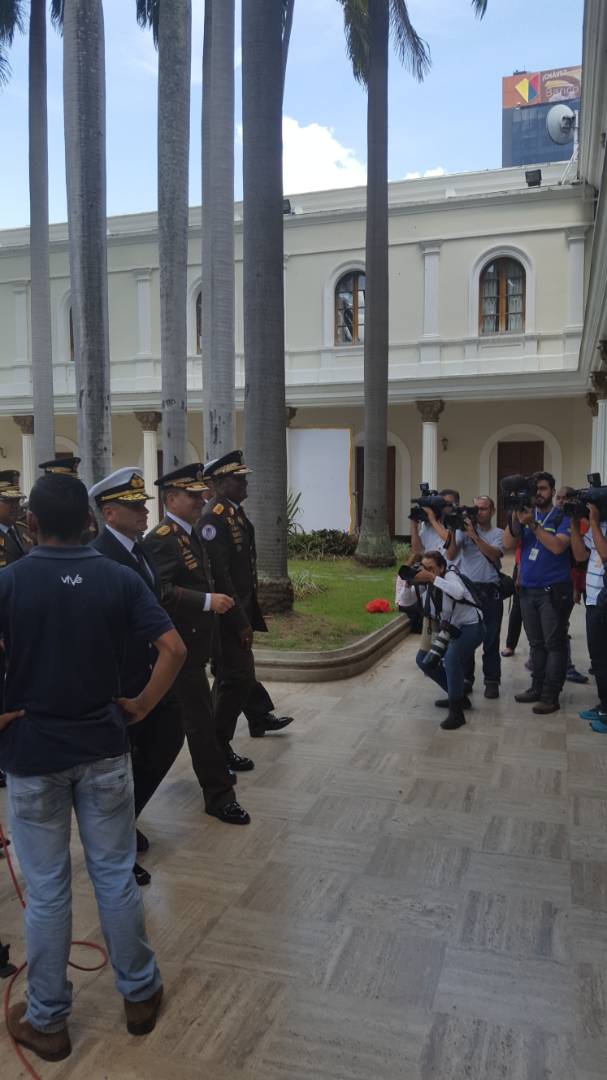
[546,104,576,145]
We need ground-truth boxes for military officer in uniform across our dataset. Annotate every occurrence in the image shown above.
[199,451,294,771]
[144,464,250,825]
[38,456,81,477]
[90,467,186,884]
[0,471,33,788]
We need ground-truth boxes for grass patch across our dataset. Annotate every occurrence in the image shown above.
[259,558,401,651]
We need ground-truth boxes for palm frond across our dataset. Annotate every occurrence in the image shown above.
[0,0,25,44]
[0,42,10,85]
[136,0,159,47]
[389,0,430,83]
[50,0,65,32]
[471,0,488,17]
[338,0,368,86]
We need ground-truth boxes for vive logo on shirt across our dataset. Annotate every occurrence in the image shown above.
[60,573,83,586]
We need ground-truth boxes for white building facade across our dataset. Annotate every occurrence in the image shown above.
[0,162,598,533]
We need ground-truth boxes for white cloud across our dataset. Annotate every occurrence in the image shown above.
[282,116,366,194]
[404,166,446,180]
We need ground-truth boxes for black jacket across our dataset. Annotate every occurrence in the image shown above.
[93,526,161,696]
[197,497,267,635]
[143,516,216,660]
[0,523,34,569]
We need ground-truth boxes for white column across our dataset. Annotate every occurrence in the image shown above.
[416,399,444,490]
[419,241,442,363]
[134,269,152,358]
[596,398,607,481]
[13,281,29,365]
[135,411,161,530]
[565,227,587,355]
[13,415,35,495]
[587,392,600,474]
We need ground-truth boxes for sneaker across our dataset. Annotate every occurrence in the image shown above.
[590,717,607,734]
[532,700,560,715]
[579,706,602,721]
[515,688,541,704]
[501,648,515,658]
[567,669,589,684]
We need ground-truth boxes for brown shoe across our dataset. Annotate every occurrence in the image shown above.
[532,700,560,715]
[7,1002,71,1062]
[124,985,164,1035]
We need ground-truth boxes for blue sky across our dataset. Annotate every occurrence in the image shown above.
[0,0,584,230]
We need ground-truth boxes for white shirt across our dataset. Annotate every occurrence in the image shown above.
[399,568,483,627]
[584,523,607,606]
[165,513,212,611]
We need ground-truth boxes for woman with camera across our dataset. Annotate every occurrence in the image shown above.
[399,550,485,730]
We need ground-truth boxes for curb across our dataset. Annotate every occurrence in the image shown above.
[254,614,411,683]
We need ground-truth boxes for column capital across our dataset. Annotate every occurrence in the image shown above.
[132,267,153,280]
[420,240,442,256]
[416,399,444,423]
[12,414,34,435]
[566,226,588,243]
[286,406,297,428]
[591,370,607,400]
[586,391,599,417]
[135,410,162,432]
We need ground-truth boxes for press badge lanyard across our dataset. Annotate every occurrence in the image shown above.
[528,506,557,562]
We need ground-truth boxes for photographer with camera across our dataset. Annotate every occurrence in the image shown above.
[399,550,484,730]
[444,496,505,700]
[504,471,572,714]
[410,488,460,558]
[569,494,607,731]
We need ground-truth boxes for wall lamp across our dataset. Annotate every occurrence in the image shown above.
[525,169,542,188]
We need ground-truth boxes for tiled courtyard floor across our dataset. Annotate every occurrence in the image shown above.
[1,604,605,1079]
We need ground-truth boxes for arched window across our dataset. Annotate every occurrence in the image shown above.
[479,258,525,335]
[68,307,75,361]
[195,290,202,354]
[335,270,365,345]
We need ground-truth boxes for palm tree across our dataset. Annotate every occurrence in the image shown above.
[0,0,60,466]
[201,0,235,461]
[242,0,294,612]
[137,0,191,472]
[338,0,486,565]
[63,0,111,489]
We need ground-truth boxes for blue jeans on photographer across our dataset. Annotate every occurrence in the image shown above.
[7,754,160,1033]
[416,621,485,701]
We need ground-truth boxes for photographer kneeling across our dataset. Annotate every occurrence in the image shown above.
[400,551,485,731]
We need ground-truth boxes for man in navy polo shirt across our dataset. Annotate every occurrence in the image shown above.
[504,471,572,714]
[0,474,186,1063]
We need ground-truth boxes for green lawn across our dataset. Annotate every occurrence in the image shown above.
[259,557,402,651]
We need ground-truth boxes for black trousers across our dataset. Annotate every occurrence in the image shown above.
[586,606,607,711]
[173,656,236,811]
[506,590,523,651]
[213,630,274,745]
[520,584,572,701]
[130,695,184,819]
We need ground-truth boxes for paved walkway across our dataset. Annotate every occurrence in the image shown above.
[1,604,605,1079]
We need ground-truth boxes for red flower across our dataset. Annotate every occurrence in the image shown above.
[366,598,391,613]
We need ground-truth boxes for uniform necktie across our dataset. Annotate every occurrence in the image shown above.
[132,541,153,586]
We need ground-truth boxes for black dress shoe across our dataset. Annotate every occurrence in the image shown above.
[206,800,251,825]
[0,770,6,789]
[249,713,294,737]
[133,862,151,886]
[226,745,255,771]
[136,829,149,854]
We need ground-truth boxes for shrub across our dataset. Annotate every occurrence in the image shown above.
[393,541,411,564]
[287,529,357,560]
[290,570,329,600]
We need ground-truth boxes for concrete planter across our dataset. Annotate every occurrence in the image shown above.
[254,614,410,682]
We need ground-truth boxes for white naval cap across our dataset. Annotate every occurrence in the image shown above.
[88,467,151,506]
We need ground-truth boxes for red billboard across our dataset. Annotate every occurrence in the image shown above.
[502,66,581,109]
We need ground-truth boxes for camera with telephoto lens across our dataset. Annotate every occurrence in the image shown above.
[562,473,607,521]
[398,563,423,583]
[500,474,538,512]
[409,482,448,524]
[421,620,462,670]
[443,505,479,532]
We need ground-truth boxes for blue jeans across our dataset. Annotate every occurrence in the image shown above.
[417,621,485,701]
[7,754,161,1033]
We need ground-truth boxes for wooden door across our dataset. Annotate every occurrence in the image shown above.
[355,446,396,537]
[496,440,544,527]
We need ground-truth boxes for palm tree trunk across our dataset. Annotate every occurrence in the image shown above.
[242,0,292,612]
[158,0,191,471]
[201,0,235,461]
[355,0,394,566]
[63,0,111,489]
[29,0,55,466]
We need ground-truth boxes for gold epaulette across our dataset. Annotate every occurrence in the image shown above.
[156,524,171,536]
[213,503,224,516]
